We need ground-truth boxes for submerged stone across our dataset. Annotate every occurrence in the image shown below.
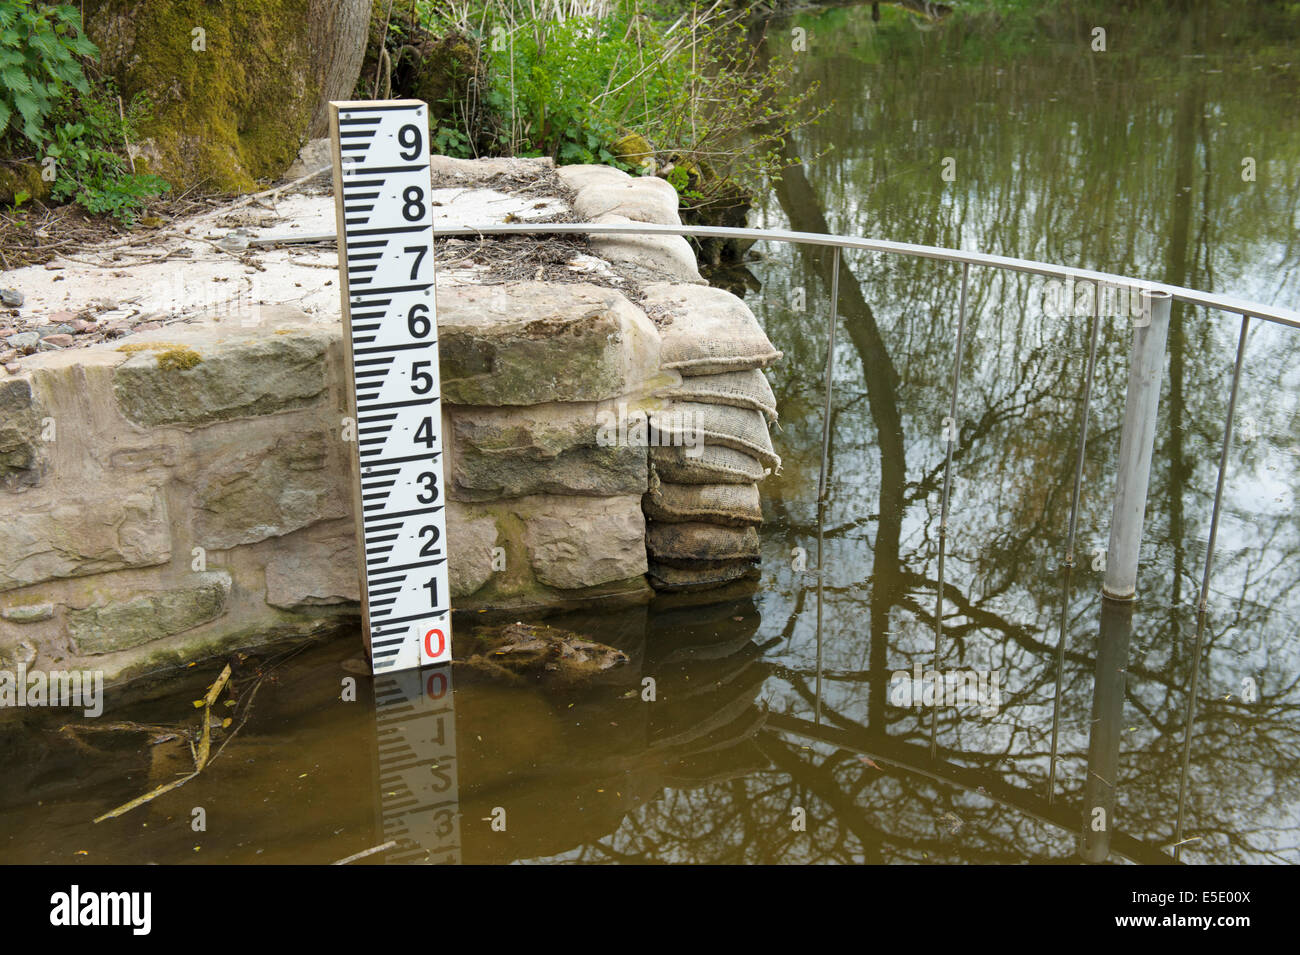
[455,622,630,691]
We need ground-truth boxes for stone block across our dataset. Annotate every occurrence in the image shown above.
[447,402,647,501]
[265,538,360,609]
[113,331,330,429]
[192,430,348,549]
[0,487,171,591]
[437,282,662,405]
[446,501,499,598]
[0,603,54,624]
[67,571,232,655]
[0,377,45,490]
[523,495,647,590]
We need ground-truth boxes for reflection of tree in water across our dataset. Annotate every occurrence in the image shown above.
[541,7,1300,864]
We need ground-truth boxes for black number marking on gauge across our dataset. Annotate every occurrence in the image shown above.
[330,100,450,674]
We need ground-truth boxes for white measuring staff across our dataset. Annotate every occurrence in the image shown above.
[329,99,451,674]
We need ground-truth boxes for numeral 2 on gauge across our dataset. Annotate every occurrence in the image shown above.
[419,524,441,557]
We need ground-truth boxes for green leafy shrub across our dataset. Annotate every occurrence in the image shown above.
[485,12,656,166]
[0,4,168,224]
[0,2,97,146]
[433,124,473,157]
[417,1,825,211]
[47,89,170,224]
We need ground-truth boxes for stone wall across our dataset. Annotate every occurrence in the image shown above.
[0,158,779,682]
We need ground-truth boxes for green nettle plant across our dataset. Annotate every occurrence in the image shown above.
[0,1,96,145]
[46,91,171,225]
[0,3,169,224]
[433,124,473,157]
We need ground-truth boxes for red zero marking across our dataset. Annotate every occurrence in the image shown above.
[426,671,448,699]
[424,628,445,658]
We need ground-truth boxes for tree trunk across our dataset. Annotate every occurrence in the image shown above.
[307,0,375,138]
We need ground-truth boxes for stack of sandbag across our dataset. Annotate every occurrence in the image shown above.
[640,283,782,592]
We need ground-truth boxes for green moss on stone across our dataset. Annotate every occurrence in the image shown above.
[0,163,50,205]
[440,322,622,405]
[108,613,354,686]
[117,341,202,370]
[1,603,54,624]
[83,0,315,192]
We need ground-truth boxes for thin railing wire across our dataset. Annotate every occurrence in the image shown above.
[931,261,970,757]
[1173,313,1251,860]
[815,248,841,726]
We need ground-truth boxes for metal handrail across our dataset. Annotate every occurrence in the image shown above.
[434,220,1300,329]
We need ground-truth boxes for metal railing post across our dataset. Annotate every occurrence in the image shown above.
[1079,287,1169,861]
[1104,289,1172,600]
[1172,313,1251,860]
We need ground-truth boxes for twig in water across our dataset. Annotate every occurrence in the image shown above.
[93,663,233,823]
[332,841,399,865]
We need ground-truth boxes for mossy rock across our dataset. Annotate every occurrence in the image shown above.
[66,572,233,655]
[82,0,317,192]
[666,155,753,266]
[112,332,328,429]
[116,341,202,370]
[409,35,485,120]
[0,162,50,206]
[610,131,653,172]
